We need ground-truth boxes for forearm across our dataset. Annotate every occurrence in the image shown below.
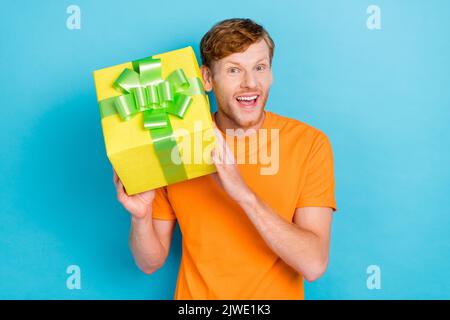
[238,194,328,280]
[129,212,167,274]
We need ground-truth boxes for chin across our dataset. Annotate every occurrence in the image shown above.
[234,108,264,127]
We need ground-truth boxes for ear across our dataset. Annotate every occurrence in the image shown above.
[201,65,213,92]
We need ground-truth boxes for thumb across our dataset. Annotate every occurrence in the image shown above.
[210,172,223,189]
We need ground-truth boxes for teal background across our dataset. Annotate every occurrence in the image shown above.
[1,0,449,299]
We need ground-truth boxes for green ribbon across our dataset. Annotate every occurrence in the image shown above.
[98,56,205,185]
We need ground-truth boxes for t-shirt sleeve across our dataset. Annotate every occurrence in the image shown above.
[152,187,177,220]
[296,132,337,211]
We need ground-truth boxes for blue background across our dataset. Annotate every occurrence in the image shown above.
[1,0,449,299]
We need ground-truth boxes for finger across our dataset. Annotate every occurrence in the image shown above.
[113,169,119,186]
[214,127,235,165]
[212,146,224,167]
[213,127,224,147]
[212,151,229,182]
[115,179,127,201]
[211,148,218,165]
[214,128,229,164]
[210,172,223,189]
[223,141,235,165]
[211,141,221,165]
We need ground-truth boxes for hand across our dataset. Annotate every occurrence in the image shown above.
[211,125,254,205]
[113,169,155,221]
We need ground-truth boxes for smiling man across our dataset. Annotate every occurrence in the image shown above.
[113,18,337,299]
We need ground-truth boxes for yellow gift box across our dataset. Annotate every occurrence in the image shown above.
[93,46,216,195]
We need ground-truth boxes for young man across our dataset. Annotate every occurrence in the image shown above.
[113,18,337,299]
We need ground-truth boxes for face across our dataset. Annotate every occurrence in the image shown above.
[201,39,273,129]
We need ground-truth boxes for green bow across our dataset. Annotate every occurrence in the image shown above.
[98,56,205,185]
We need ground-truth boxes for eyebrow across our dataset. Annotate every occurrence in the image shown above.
[225,57,269,67]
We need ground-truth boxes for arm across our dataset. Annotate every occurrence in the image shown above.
[114,170,175,275]
[238,193,332,282]
[211,128,333,281]
[129,214,176,275]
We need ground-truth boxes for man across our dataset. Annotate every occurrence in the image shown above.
[113,18,337,299]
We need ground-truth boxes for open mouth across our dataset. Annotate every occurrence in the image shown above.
[235,94,259,108]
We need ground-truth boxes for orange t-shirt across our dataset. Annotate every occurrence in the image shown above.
[152,111,337,299]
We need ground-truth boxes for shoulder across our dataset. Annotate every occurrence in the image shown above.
[266,111,331,144]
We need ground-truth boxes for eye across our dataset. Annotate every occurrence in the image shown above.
[256,64,267,72]
[228,67,240,74]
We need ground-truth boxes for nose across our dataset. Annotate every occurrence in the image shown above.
[240,70,257,89]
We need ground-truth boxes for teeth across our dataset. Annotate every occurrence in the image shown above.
[237,95,258,101]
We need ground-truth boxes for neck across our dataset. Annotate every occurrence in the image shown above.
[214,110,266,136]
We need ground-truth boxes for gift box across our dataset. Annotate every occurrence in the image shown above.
[93,46,216,195]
